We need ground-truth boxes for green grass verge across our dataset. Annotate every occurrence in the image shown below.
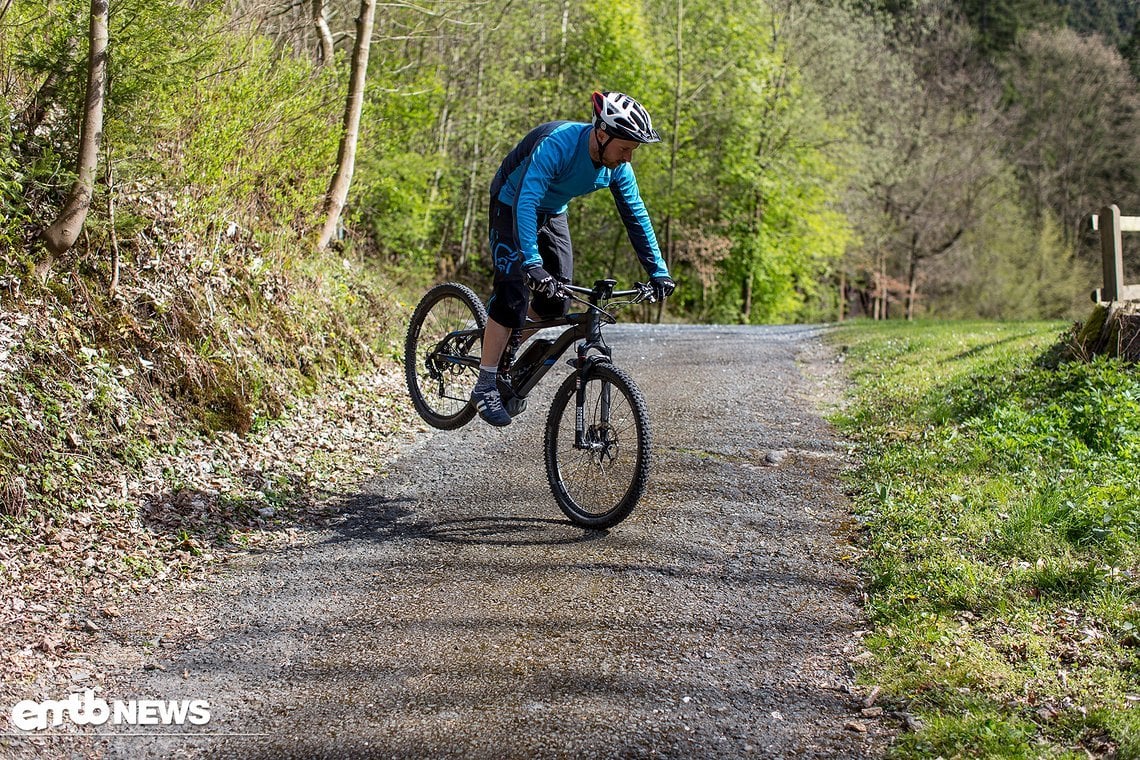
[829,320,1140,759]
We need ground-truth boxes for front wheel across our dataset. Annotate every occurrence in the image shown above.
[544,363,651,529]
[405,282,487,429]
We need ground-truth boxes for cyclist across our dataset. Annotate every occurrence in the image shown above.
[470,91,676,427]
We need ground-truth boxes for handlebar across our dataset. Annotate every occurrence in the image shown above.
[561,281,656,303]
[547,281,655,326]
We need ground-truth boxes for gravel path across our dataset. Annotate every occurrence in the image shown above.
[13,324,885,758]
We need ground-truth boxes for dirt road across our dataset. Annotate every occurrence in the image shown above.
[21,325,883,758]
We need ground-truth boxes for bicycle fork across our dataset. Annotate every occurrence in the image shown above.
[573,346,613,455]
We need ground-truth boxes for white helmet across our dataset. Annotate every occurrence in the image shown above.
[591,91,661,143]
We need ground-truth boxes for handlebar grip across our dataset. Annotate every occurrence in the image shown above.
[635,282,657,303]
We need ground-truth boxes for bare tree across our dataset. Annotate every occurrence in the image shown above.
[316,0,376,251]
[41,0,109,260]
[1006,28,1140,246]
[313,0,335,64]
[869,100,1003,319]
[836,6,1007,319]
[456,28,486,273]
[659,0,683,323]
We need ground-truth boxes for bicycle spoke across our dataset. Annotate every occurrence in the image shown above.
[417,305,474,414]
[405,283,486,429]
[545,366,647,525]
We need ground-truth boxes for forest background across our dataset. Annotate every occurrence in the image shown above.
[1,0,1139,504]
[5,0,1140,329]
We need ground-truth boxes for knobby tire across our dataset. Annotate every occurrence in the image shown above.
[404,282,487,430]
[543,362,651,529]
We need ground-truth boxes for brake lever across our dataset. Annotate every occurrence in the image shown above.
[635,282,657,304]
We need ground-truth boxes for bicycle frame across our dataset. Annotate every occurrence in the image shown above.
[429,278,645,446]
[406,277,655,527]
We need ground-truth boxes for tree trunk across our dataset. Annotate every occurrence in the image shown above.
[23,68,63,140]
[316,0,376,251]
[658,0,683,325]
[873,250,886,320]
[428,83,450,268]
[313,0,335,65]
[41,0,108,260]
[905,240,919,321]
[458,27,486,272]
[555,0,570,93]
[741,189,763,324]
[741,272,752,323]
[838,269,846,322]
[1073,302,1140,362]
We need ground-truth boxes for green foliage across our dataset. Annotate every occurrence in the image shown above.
[351,69,446,262]
[8,0,87,148]
[833,321,1140,757]
[105,0,225,118]
[0,108,25,248]
[10,0,224,175]
[1060,0,1138,50]
[712,189,848,324]
[927,190,1094,320]
[163,35,341,230]
[6,0,1140,324]
[958,0,1065,54]
[631,0,853,323]
[354,149,441,262]
[562,0,660,96]
[895,709,1041,758]
[1126,23,1140,80]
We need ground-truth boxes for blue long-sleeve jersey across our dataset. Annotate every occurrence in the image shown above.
[490,121,669,279]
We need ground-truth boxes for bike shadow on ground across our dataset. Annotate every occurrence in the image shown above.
[321,493,611,548]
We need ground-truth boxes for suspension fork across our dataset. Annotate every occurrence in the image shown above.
[573,340,613,449]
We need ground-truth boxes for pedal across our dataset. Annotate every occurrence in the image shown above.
[504,395,528,417]
[497,378,528,417]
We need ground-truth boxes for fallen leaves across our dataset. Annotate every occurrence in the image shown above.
[1,363,422,704]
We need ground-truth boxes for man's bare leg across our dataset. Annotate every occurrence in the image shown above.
[479,310,542,370]
[480,317,513,369]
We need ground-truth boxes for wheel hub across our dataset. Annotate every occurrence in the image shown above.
[582,424,619,465]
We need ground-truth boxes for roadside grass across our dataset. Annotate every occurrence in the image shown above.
[829,320,1140,759]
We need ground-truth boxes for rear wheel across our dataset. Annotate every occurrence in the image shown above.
[405,282,486,429]
[543,363,651,529]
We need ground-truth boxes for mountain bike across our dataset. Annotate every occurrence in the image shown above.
[404,279,655,529]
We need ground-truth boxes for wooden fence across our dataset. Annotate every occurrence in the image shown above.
[1090,204,1140,303]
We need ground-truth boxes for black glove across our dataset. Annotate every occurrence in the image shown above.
[525,266,562,299]
[651,275,675,301]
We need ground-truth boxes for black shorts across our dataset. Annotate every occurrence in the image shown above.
[486,200,572,329]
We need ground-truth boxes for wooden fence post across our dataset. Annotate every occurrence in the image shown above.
[1100,204,1125,303]
[1091,206,1140,303]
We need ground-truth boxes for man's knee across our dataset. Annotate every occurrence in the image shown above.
[488,280,530,329]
